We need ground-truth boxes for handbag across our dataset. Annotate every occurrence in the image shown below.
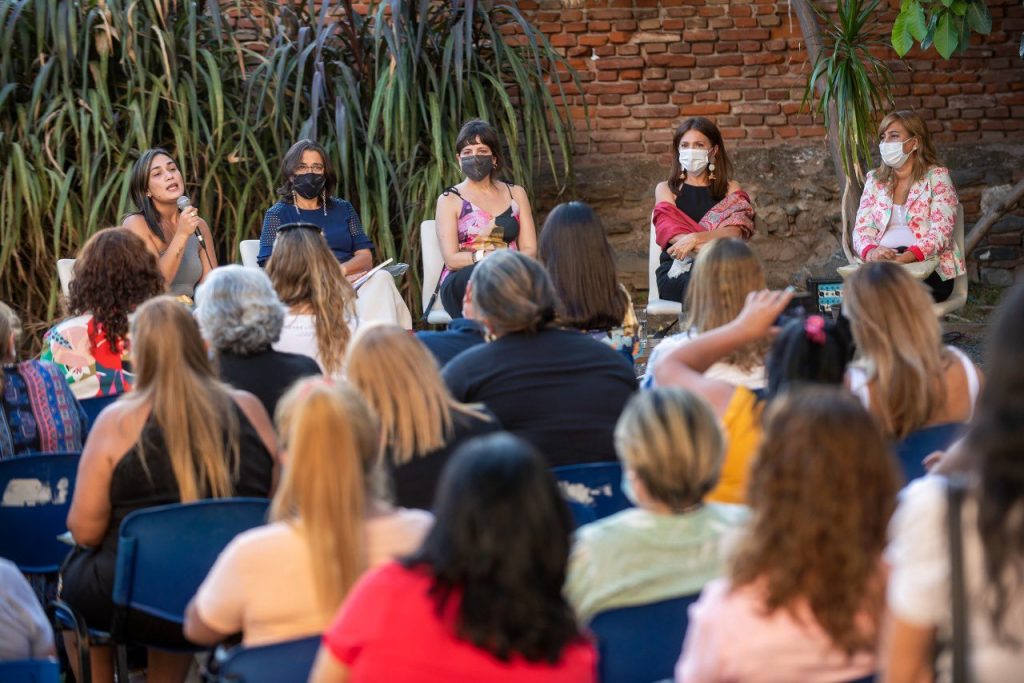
[946,475,969,683]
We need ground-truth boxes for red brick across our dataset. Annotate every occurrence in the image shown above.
[744,53,783,65]
[588,82,639,95]
[720,28,769,40]
[579,35,609,47]
[721,128,747,139]
[691,43,715,54]
[550,34,576,47]
[648,54,697,67]
[683,29,716,42]
[595,57,645,70]
[681,103,730,115]
[597,94,622,105]
[696,54,744,67]
[592,130,643,142]
[641,80,674,92]
[675,80,710,93]
[633,104,682,118]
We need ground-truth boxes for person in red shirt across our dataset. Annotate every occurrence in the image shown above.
[309,433,597,683]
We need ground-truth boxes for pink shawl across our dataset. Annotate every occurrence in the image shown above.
[654,190,755,250]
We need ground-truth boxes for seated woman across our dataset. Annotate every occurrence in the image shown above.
[442,251,636,468]
[258,139,411,328]
[883,283,1024,683]
[184,378,432,648]
[652,117,754,304]
[308,433,596,683]
[677,386,898,682]
[41,228,165,399]
[565,387,747,623]
[122,148,216,299]
[844,262,981,439]
[58,296,277,683]
[537,201,638,363]
[654,290,854,503]
[346,323,499,510]
[0,557,55,661]
[853,110,963,302]
[266,224,358,378]
[434,119,537,319]
[195,265,321,419]
[1,302,87,459]
[644,238,768,389]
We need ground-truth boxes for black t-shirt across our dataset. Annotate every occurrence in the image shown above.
[388,407,502,510]
[442,328,637,468]
[217,348,322,420]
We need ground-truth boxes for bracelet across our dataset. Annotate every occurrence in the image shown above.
[473,249,483,264]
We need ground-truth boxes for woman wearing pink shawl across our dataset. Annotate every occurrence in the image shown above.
[652,118,755,303]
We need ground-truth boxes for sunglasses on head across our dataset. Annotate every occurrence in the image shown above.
[277,222,323,235]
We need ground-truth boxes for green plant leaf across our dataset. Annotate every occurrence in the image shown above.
[906,0,928,40]
[892,13,914,56]
[965,1,992,34]
[935,11,958,58]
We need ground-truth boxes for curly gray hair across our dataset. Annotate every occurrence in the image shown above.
[195,265,286,354]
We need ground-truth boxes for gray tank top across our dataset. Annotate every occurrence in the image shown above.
[166,233,204,298]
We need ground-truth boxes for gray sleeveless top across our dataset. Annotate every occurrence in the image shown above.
[166,234,204,298]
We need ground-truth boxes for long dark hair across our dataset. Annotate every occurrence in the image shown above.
[970,283,1024,642]
[667,117,732,201]
[455,119,504,182]
[402,433,581,663]
[765,315,855,399]
[275,139,337,204]
[538,201,628,331]
[127,147,179,242]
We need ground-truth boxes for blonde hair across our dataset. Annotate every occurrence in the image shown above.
[266,227,357,376]
[615,388,724,511]
[270,379,379,613]
[0,302,17,363]
[346,323,490,465]
[844,262,948,438]
[874,110,942,188]
[684,238,769,370]
[127,296,239,502]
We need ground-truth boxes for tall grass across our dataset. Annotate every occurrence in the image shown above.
[0,0,578,347]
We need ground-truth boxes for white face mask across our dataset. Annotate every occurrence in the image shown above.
[879,139,915,169]
[678,148,710,176]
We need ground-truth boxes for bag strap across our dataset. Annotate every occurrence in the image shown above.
[946,474,969,683]
[422,277,442,323]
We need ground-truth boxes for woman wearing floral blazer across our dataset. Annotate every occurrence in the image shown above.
[852,110,964,302]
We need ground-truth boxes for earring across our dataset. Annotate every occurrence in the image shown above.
[708,155,717,181]
[322,190,327,216]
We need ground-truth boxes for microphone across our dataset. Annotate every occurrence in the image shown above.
[176,195,206,249]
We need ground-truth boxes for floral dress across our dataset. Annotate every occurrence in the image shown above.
[40,315,134,400]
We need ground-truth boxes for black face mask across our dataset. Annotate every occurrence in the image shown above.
[293,173,326,200]
[460,155,494,182]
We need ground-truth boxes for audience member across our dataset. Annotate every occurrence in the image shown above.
[844,262,981,438]
[42,228,165,399]
[651,117,754,304]
[58,296,277,683]
[185,379,432,647]
[677,386,898,682]
[443,251,636,468]
[257,139,411,327]
[1,302,87,458]
[346,323,499,510]
[415,306,485,367]
[644,238,768,389]
[266,224,358,378]
[122,148,216,297]
[852,110,962,302]
[882,283,1024,683]
[194,265,321,419]
[654,290,851,503]
[565,388,746,623]
[308,433,596,683]
[0,557,55,661]
[434,119,537,319]
[538,201,638,362]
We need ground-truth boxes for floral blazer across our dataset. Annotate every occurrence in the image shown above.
[852,166,965,281]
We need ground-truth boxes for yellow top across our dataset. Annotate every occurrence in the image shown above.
[706,386,763,505]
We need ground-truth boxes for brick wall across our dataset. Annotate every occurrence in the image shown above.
[517,0,1024,156]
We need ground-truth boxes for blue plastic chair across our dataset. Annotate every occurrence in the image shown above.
[79,394,119,432]
[894,422,964,483]
[0,452,79,573]
[552,462,631,528]
[0,659,61,683]
[215,635,322,682]
[589,594,698,683]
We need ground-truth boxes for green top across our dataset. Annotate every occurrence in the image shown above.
[565,504,749,623]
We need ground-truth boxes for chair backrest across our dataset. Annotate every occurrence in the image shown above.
[57,259,76,298]
[552,462,631,528]
[79,394,120,432]
[648,220,662,301]
[895,422,965,484]
[0,452,80,573]
[0,659,61,683]
[419,220,452,325]
[216,635,322,683]
[111,498,269,630]
[590,593,698,683]
[239,240,260,268]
